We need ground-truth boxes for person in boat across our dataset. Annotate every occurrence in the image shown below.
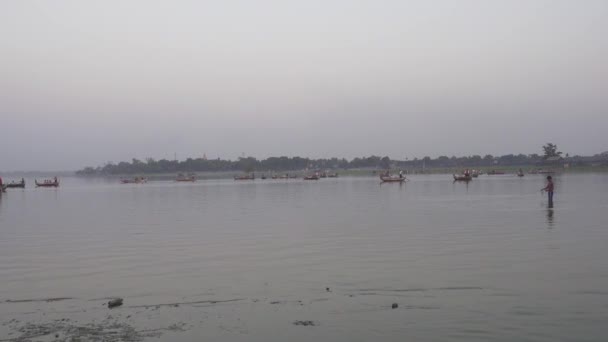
[399,170,404,179]
[541,176,554,205]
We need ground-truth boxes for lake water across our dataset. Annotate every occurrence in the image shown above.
[1,173,607,341]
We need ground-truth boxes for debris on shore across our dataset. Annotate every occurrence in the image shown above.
[108,298,123,308]
[293,320,316,326]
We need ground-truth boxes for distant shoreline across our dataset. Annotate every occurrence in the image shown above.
[68,165,608,180]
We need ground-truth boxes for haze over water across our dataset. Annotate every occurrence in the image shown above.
[2,0,608,170]
[1,173,607,341]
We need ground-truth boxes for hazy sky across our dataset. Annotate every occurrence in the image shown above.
[1,0,607,171]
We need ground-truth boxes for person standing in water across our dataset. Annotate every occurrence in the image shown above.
[542,175,554,205]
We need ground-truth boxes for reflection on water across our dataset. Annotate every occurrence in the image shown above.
[546,206,554,228]
[0,173,608,342]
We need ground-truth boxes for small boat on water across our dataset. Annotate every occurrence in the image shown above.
[303,175,320,180]
[327,173,339,178]
[5,179,26,188]
[487,170,505,175]
[120,177,147,184]
[234,174,255,180]
[517,169,525,177]
[380,175,407,183]
[453,174,472,181]
[35,178,59,187]
[176,173,196,182]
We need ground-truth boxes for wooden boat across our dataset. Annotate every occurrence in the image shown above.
[176,173,196,182]
[120,177,147,184]
[234,174,255,180]
[529,169,555,175]
[453,174,472,181]
[35,179,59,187]
[261,175,267,180]
[380,175,406,183]
[303,175,320,180]
[5,179,25,188]
[327,173,339,178]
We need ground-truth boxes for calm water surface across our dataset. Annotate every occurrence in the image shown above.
[0,173,607,341]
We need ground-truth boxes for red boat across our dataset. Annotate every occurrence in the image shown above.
[35,178,59,187]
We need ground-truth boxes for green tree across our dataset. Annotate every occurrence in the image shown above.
[380,156,391,169]
[542,143,562,159]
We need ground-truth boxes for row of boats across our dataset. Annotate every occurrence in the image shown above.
[234,172,339,181]
[117,172,341,184]
[453,168,556,181]
[0,178,59,192]
[2,168,557,191]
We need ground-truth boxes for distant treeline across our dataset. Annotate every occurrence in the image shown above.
[75,152,607,176]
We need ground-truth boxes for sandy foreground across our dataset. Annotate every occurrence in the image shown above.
[0,287,435,342]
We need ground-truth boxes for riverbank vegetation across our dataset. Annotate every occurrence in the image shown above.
[76,145,608,176]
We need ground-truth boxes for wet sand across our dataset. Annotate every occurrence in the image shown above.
[1,286,485,342]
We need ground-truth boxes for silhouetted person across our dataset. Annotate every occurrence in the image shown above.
[542,175,554,205]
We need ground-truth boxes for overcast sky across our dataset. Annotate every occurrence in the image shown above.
[1,0,607,171]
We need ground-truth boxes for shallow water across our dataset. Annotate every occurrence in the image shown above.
[0,173,607,341]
